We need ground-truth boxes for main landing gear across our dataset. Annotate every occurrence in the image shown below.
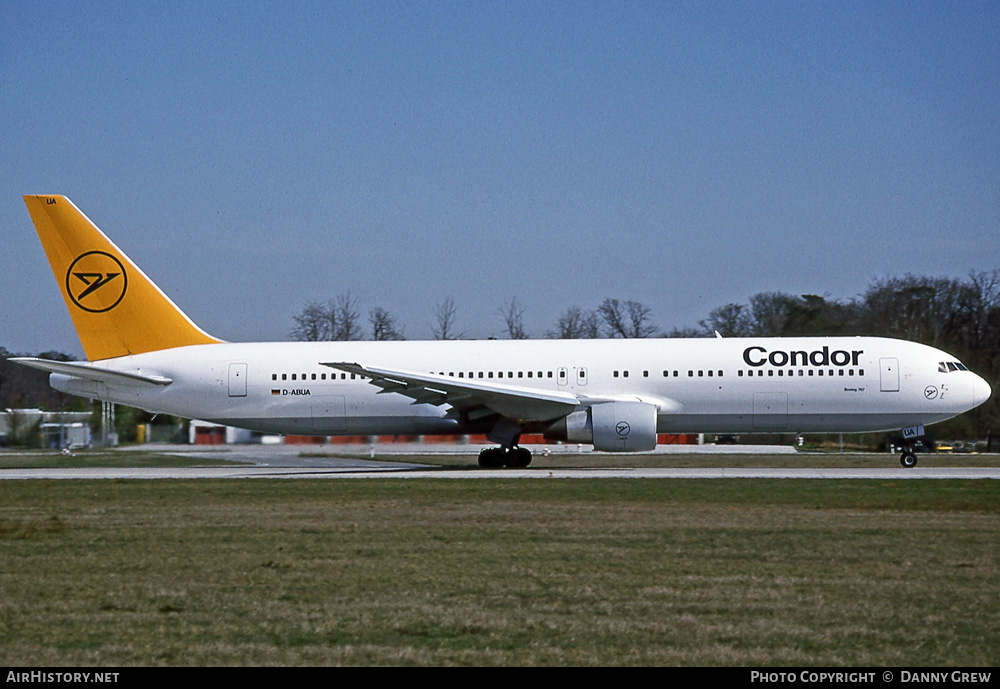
[899,447,918,468]
[478,446,532,469]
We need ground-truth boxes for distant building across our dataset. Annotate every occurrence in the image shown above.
[0,409,92,448]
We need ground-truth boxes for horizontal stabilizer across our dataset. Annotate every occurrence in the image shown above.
[10,357,173,386]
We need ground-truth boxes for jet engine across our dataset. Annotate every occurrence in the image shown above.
[546,401,658,452]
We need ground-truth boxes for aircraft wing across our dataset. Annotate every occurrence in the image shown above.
[10,358,173,386]
[322,362,579,423]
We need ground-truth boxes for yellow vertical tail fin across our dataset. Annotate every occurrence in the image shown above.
[23,195,222,361]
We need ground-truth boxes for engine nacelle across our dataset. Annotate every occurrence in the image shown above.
[546,401,658,452]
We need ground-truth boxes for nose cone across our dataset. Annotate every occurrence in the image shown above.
[973,374,992,409]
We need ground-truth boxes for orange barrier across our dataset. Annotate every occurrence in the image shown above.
[193,426,226,445]
[658,434,697,444]
[285,435,326,444]
[378,435,420,443]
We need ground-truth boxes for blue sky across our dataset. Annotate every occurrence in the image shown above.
[2,1,998,357]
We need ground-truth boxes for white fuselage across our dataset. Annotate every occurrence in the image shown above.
[50,336,991,440]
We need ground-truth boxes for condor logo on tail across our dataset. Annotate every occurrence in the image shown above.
[65,251,128,313]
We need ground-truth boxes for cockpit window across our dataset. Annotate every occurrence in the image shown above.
[947,362,958,372]
[939,361,970,373]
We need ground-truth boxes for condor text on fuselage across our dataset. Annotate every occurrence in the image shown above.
[743,345,863,368]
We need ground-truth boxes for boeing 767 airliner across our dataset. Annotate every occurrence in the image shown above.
[12,195,992,468]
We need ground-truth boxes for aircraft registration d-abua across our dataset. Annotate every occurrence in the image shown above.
[14,195,992,468]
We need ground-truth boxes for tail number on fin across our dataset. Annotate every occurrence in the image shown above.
[65,251,128,313]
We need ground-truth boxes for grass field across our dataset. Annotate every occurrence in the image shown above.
[1,475,997,666]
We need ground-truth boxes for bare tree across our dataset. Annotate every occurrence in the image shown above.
[369,307,405,341]
[432,297,463,340]
[499,297,528,339]
[547,306,600,339]
[624,300,659,338]
[700,303,753,337]
[961,270,1000,357]
[331,292,361,341]
[747,291,795,337]
[290,300,332,341]
[580,309,601,338]
[597,298,658,338]
[290,292,361,341]
[663,325,708,338]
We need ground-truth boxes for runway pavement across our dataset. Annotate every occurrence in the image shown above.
[3,443,997,480]
[2,465,998,480]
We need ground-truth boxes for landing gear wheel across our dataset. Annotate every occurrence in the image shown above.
[506,447,532,468]
[478,446,532,468]
[900,450,918,468]
[478,447,505,468]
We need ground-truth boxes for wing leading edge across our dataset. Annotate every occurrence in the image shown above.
[321,362,579,423]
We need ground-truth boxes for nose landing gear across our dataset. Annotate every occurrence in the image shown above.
[896,425,927,469]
